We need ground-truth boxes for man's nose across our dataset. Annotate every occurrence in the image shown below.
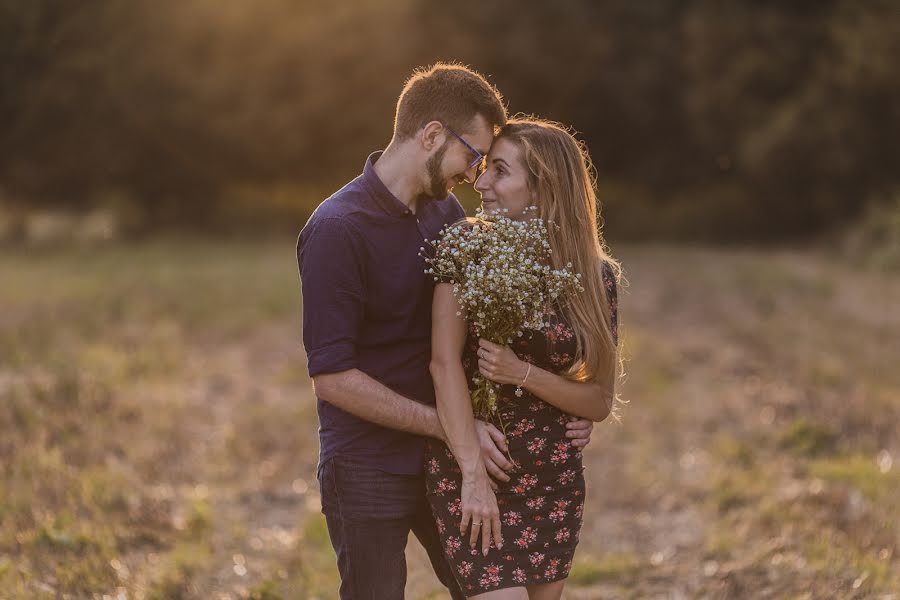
[464,164,480,184]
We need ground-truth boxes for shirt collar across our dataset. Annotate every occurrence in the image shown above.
[362,151,440,217]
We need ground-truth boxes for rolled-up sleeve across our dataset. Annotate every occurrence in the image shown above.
[298,217,366,377]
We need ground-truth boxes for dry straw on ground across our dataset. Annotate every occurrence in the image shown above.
[0,238,898,598]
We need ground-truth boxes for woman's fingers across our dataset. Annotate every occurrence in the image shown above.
[469,513,482,548]
[478,360,495,380]
[478,338,502,352]
[491,513,503,553]
[460,509,471,537]
[481,514,492,555]
[478,348,499,363]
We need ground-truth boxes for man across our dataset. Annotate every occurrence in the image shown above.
[297,63,594,599]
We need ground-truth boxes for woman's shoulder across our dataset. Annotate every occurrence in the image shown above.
[598,259,618,288]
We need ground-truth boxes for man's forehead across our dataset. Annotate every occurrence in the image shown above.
[463,114,495,153]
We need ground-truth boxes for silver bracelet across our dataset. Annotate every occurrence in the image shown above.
[514,363,532,398]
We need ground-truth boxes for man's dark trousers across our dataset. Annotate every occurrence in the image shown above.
[318,455,466,600]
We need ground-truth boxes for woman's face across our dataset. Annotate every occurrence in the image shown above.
[474,137,533,220]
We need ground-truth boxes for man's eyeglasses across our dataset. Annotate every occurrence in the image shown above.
[444,125,485,175]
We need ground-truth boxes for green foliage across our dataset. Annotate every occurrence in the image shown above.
[146,541,214,600]
[187,498,214,536]
[779,418,839,458]
[810,455,900,503]
[248,577,286,600]
[0,2,896,239]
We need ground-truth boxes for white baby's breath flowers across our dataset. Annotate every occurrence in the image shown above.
[422,207,584,418]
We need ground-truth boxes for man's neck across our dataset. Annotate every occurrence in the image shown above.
[372,143,424,212]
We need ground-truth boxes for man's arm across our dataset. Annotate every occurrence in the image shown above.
[313,369,512,481]
[298,216,510,465]
[312,369,445,440]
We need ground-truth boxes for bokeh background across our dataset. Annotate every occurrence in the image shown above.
[1,1,899,598]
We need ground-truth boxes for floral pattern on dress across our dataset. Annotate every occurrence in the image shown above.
[424,263,619,595]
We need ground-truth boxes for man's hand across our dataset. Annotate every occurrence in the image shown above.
[566,416,593,449]
[475,420,513,485]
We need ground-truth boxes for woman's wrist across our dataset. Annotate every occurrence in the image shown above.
[514,361,532,397]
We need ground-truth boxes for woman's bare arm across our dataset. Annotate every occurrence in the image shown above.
[430,283,502,554]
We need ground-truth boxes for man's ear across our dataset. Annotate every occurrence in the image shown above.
[421,121,444,151]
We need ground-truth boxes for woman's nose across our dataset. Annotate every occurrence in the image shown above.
[474,171,489,192]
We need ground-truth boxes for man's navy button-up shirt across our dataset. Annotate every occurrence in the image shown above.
[297,151,466,475]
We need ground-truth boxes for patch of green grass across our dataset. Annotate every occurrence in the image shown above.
[301,513,331,548]
[568,552,643,585]
[704,525,741,559]
[798,532,900,593]
[281,513,340,597]
[79,467,135,513]
[714,478,749,513]
[248,576,286,600]
[146,540,214,600]
[712,434,756,468]
[779,418,838,458]
[187,497,214,536]
[15,511,121,595]
[710,464,773,514]
[809,454,900,503]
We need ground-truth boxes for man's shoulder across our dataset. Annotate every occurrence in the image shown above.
[310,178,369,222]
[301,179,368,234]
[297,180,370,257]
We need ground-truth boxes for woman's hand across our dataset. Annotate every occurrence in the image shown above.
[479,339,598,446]
[477,338,529,386]
[460,471,503,556]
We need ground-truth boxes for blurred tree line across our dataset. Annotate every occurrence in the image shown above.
[0,0,897,241]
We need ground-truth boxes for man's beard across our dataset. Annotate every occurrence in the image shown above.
[424,141,451,200]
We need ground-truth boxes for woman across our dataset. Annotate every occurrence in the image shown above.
[425,117,621,599]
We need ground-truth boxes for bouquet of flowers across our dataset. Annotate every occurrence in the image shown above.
[423,207,584,419]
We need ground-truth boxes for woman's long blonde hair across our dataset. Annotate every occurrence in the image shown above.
[497,117,622,393]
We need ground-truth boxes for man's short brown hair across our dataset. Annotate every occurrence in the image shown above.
[393,63,507,140]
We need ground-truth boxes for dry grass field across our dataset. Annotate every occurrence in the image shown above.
[1,238,898,599]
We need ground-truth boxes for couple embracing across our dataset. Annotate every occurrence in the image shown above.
[297,63,620,600]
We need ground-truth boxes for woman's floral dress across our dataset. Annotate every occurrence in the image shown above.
[424,263,618,596]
